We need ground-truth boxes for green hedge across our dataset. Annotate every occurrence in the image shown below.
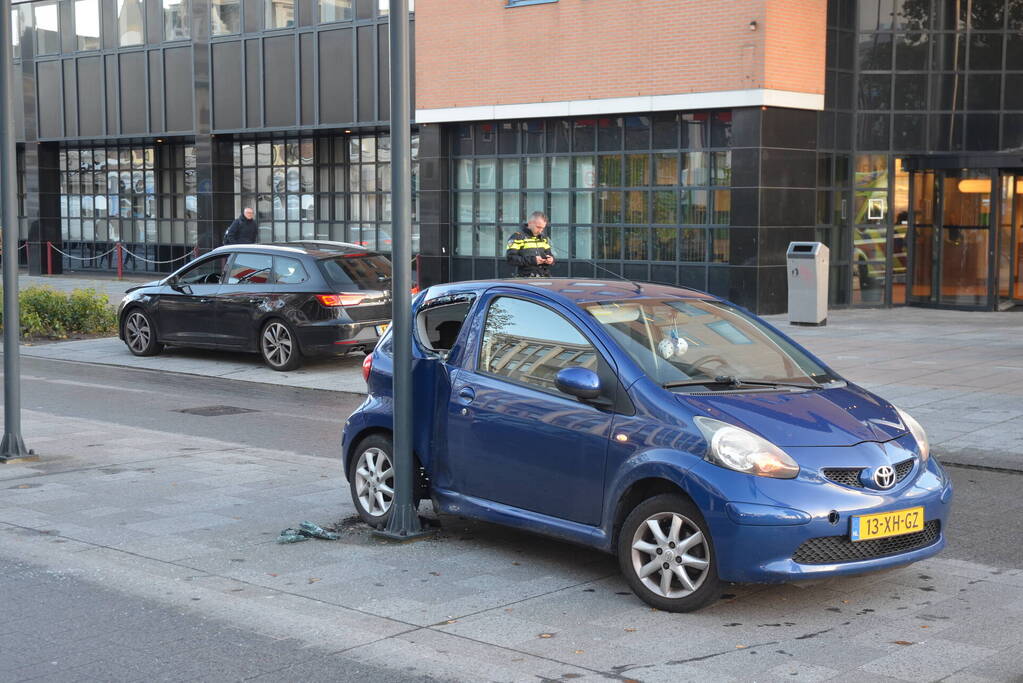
[0,286,117,339]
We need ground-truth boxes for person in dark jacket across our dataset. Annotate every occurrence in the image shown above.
[506,211,554,277]
[224,208,258,245]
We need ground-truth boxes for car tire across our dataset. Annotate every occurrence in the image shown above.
[617,493,721,613]
[260,319,302,371]
[349,434,399,528]
[122,309,164,357]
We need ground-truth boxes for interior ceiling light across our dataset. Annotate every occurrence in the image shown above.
[957,178,991,193]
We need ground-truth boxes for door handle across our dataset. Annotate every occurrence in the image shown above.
[457,386,476,404]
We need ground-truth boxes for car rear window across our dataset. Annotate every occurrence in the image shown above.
[317,253,392,291]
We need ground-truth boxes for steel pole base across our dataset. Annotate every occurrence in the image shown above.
[372,502,433,543]
[0,433,36,463]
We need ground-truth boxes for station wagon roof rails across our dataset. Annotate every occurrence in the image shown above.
[252,244,306,254]
[277,240,367,252]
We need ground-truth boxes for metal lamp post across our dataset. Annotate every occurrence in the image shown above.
[0,0,32,462]
[375,0,425,540]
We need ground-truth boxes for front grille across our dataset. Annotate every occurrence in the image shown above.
[822,467,865,488]
[792,520,940,564]
[822,457,916,489]
[894,458,915,482]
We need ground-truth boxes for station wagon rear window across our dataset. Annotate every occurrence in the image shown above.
[317,254,392,291]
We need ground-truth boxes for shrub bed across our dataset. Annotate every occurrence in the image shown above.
[0,286,118,339]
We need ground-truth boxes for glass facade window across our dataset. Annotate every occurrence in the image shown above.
[852,153,890,304]
[234,139,314,243]
[451,112,731,285]
[75,0,100,51]
[117,0,144,46]
[266,0,294,29]
[33,2,60,55]
[232,134,418,252]
[822,0,1023,309]
[321,0,353,23]
[377,0,414,14]
[211,0,241,35]
[11,7,25,59]
[163,0,190,40]
[58,144,196,273]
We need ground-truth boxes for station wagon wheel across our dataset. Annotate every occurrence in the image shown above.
[123,309,163,357]
[260,319,302,371]
[617,494,720,612]
[349,435,397,527]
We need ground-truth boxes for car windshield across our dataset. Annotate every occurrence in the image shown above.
[316,254,392,291]
[581,298,834,390]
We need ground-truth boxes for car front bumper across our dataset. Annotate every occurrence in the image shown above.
[686,452,953,584]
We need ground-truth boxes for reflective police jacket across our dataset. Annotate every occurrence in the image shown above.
[505,231,553,277]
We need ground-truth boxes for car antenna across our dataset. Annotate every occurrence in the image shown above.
[586,259,643,294]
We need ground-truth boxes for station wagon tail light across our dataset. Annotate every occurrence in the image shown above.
[362,353,373,382]
[316,293,366,307]
[894,406,930,462]
[694,417,799,479]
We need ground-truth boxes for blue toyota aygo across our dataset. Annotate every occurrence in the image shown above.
[342,279,952,612]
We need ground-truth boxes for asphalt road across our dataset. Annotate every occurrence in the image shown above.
[19,355,365,461]
[15,354,1023,571]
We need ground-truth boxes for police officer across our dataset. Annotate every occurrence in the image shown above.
[506,211,554,277]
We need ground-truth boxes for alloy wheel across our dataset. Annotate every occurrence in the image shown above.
[353,447,394,517]
[262,321,293,368]
[630,511,711,599]
[125,311,152,353]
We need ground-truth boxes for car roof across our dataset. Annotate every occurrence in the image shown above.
[421,278,718,305]
[208,241,385,259]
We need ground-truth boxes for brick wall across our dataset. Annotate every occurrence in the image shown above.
[763,0,827,94]
[415,0,825,112]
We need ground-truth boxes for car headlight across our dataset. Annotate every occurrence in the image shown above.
[694,417,799,479]
[894,406,930,462]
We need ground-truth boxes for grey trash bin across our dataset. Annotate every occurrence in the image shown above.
[786,242,829,326]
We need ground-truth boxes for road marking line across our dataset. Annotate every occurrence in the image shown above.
[23,375,152,394]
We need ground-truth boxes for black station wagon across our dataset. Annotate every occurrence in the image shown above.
[117,242,392,371]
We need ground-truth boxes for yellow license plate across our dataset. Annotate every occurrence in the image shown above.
[851,506,925,542]
[375,324,389,336]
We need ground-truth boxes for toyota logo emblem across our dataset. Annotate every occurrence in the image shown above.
[873,465,896,489]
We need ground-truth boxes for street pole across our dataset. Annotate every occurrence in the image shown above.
[0,0,31,462]
[376,0,424,539]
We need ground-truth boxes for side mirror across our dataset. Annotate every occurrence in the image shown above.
[555,367,602,400]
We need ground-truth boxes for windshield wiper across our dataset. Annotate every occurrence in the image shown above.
[662,375,821,390]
